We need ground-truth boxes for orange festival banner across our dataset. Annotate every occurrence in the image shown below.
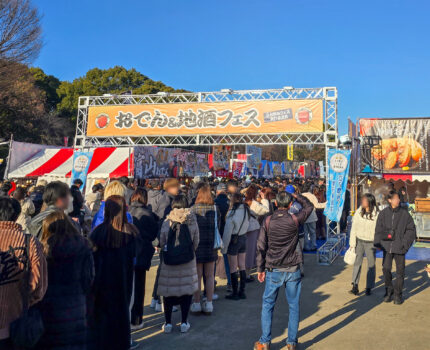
[86,99,323,137]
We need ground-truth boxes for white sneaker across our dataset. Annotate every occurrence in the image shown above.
[180,322,191,333]
[155,302,163,312]
[202,301,213,315]
[162,323,172,334]
[190,302,201,314]
[130,322,144,331]
[172,305,178,312]
[203,293,219,302]
[150,298,157,309]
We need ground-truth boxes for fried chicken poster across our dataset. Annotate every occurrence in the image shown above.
[359,118,429,173]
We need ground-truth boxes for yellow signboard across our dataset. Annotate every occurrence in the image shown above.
[87,99,323,137]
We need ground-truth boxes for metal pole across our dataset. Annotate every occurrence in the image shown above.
[4,134,13,180]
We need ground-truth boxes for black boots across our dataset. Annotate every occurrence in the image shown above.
[226,271,247,300]
[349,283,359,295]
[393,294,404,305]
[239,270,247,299]
[225,272,239,300]
[384,288,393,303]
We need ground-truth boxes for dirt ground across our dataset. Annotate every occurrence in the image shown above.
[132,255,430,350]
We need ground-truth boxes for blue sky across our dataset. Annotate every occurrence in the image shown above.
[34,0,430,134]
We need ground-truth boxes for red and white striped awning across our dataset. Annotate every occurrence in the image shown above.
[8,147,133,179]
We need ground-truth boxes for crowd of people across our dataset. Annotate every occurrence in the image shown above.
[0,174,418,350]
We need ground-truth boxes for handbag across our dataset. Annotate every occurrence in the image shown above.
[231,208,248,245]
[10,234,45,349]
[344,247,356,265]
[213,205,224,250]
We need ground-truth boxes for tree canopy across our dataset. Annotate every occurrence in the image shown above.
[56,66,187,120]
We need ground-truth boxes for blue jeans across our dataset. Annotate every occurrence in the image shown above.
[223,254,231,285]
[259,269,302,346]
[304,222,317,250]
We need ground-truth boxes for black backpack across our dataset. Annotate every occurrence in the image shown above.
[163,221,194,266]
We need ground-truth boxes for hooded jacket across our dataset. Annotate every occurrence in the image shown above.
[147,189,163,213]
[374,205,416,254]
[256,195,313,272]
[129,201,158,270]
[157,208,199,297]
[29,205,59,240]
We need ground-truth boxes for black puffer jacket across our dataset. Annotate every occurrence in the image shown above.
[256,195,313,272]
[129,202,158,270]
[374,205,416,254]
[36,235,94,350]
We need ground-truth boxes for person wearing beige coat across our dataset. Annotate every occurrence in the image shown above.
[157,200,199,333]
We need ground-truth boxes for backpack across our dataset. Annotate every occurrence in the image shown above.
[163,221,194,266]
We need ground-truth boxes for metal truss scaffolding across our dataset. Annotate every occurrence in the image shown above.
[74,87,338,148]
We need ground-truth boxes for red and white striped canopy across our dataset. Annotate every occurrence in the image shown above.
[8,147,133,179]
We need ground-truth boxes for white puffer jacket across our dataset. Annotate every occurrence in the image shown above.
[349,207,379,247]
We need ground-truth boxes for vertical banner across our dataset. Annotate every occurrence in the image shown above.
[212,146,230,171]
[71,151,93,190]
[232,161,245,177]
[324,149,351,222]
[287,144,294,160]
[246,145,262,170]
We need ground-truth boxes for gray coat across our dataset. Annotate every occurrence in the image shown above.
[157,208,200,297]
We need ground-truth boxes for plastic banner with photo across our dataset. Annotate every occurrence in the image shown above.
[71,151,93,190]
[232,161,246,178]
[177,150,209,177]
[271,161,283,177]
[212,146,230,171]
[359,118,430,173]
[259,160,273,178]
[245,145,262,170]
[324,149,351,222]
[134,147,177,179]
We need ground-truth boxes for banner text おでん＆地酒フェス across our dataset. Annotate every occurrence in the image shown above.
[360,118,430,173]
[86,99,323,137]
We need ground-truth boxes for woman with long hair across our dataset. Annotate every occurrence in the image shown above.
[222,193,250,300]
[190,183,219,315]
[349,193,379,296]
[90,195,139,350]
[244,184,270,282]
[37,211,94,350]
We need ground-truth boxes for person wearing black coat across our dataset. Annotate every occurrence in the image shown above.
[36,211,94,350]
[374,190,416,305]
[129,188,158,329]
[89,196,139,350]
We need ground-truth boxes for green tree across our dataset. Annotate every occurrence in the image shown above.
[29,67,61,110]
[57,66,187,120]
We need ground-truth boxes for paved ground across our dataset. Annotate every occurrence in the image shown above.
[132,255,430,350]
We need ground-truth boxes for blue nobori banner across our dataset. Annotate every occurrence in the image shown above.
[71,151,93,190]
[324,149,351,222]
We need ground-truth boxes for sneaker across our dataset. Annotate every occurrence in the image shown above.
[155,302,163,312]
[150,298,157,309]
[202,301,213,315]
[365,288,372,296]
[162,323,173,334]
[172,305,178,312]
[130,340,140,349]
[180,322,191,333]
[190,302,201,314]
[349,283,359,296]
[254,341,270,350]
[226,284,233,293]
[130,322,144,331]
[203,294,219,302]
